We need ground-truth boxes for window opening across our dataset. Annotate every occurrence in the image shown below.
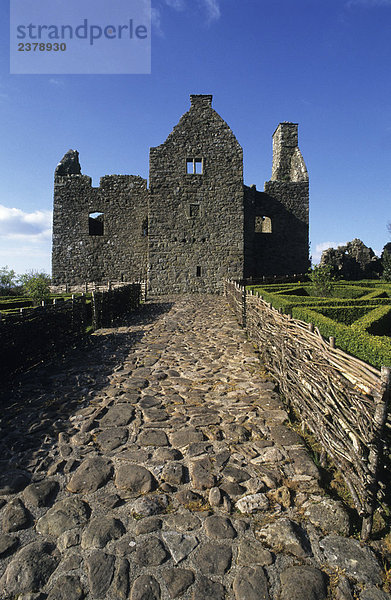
[262,216,272,233]
[89,212,104,236]
[189,203,200,218]
[196,266,202,277]
[255,215,272,234]
[186,158,203,175]
[142,217,148,237]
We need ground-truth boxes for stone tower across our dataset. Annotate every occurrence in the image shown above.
[243,122,309,278]
[148,94,244,294]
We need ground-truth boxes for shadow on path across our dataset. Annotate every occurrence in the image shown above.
[0,299,174,476]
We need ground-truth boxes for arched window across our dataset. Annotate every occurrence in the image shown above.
[261,216,272,233]
[255,215,272,234]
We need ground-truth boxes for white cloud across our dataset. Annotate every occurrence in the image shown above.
[201,0,221,23]
[164,0,186,9]
[346,0,391,7]
[0,205,52,273]
[49,78,65,87]
[312,241,347,263]
[152,7,164,37]
[152,0,222,35]
[0,205,52,241]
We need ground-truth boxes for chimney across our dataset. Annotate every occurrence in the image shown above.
[271,122,299,181]
[190,94,213,108]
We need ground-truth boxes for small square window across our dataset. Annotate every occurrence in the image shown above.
[189,203,200,218]
[186,158,203,175]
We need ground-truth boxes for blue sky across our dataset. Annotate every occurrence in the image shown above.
[1,0,391,275]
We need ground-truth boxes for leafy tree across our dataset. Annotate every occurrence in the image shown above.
[382,250,391,281]
[308,264,335,297]
[20,270,51,304]
[0,266,17,295]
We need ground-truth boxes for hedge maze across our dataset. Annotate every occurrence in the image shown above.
[247,281,391,369]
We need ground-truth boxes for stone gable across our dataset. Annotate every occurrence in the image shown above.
[52,95,310,290]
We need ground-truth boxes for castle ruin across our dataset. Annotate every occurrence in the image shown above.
[52,94,309,293]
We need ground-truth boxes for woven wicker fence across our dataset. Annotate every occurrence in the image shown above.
[51,280,147,300]
[0,296,89,379]
[0,284,141,380]
[225,280,390,539]
[92,284,141,329]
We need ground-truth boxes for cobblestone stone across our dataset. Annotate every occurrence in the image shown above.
[0,295,389,599]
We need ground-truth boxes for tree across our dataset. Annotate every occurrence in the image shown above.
[382,251,391,281]
[0,266,17,295]
[308,264,335,297]
[20,270,51,304]
[381,242,391,281]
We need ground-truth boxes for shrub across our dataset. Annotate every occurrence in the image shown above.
[20,271,51,304]
[383,251,391,282]
[0,266,18,295]
[308,265,335,297]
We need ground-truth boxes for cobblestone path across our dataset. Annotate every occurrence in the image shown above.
[0,296,389,600]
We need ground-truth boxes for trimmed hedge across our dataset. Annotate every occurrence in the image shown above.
[247,281,391,368]
[329,286,371,299]
[291,305,391,369]
[352,305,391,337]
[315,305,375,326]
[275,286,310,297]
[248,289,391,312]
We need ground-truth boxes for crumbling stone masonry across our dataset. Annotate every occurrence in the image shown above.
[52,95,310,293]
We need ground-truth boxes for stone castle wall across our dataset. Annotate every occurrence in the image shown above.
[52,98,310,291]
[52,167,148,285]
[148,94,244,294]
[244,122,309,277]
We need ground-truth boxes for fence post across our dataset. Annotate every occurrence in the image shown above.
[92,291,98,330]
[329,336,336,349]
[242,286,247,328]
[361,366,390,540]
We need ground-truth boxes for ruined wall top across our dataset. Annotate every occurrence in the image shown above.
[190,94,213,108]
[55,149,82,178]
[271,122,308,183]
